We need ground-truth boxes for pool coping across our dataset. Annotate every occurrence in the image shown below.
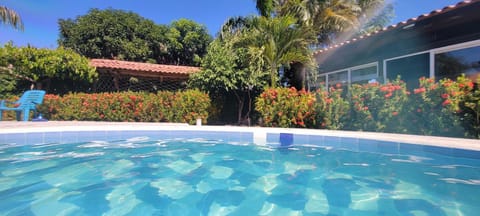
[0,121,479,151]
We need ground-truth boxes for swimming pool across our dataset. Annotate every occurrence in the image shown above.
[0,124,479,215]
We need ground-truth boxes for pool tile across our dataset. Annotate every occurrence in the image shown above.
[266,133,279,144]
[3,133,27,145]
[340,137,359,151]
[358,139,379,153]
[307,135,324,146]
[377,141,400,155]
[25,132,46,145]
[323,136,341,149]
[41,132,62,144]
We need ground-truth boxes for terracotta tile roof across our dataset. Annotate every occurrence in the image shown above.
[90,59,201,75]
[313,0,478,55]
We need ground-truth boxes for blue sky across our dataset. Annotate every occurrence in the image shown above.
[0,0,463,48]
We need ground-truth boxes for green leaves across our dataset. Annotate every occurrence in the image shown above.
[58,9,211,66]
[0,43,97,92]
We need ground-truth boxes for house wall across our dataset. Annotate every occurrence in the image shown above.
[312,2,480,90]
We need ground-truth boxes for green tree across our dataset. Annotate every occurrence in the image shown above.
[58,8,169,63]
[0,43,97,94]
[188,33,268,124]
[1,5,23,30]
[249,15,315,87]
[167,19,212,66]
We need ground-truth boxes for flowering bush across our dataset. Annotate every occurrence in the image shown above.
[347,79,410,133]
[408,76,473,137]
[171,89,211,125]
[38,90,211,124]
[315,84,349,129]
[255,87,316,128]
[255,75,478,138]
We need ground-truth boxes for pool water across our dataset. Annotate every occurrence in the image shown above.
[0,135,479,215]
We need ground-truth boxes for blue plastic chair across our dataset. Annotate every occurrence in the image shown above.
[0,90,46,121]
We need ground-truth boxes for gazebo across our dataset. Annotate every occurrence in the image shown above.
[89,59,201,92]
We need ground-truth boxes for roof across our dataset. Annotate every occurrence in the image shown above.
[89,59,201,76]
[313,0,479,55]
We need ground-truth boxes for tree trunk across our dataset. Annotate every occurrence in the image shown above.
[233,91,244,124]
[289,62,306,90]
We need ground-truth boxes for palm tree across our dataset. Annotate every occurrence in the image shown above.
[249,15,314,87]
[0,5,23,30]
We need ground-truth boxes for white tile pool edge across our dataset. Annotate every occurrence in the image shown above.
[0,121,479,151]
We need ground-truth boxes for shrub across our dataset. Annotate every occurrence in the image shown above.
[254,75,478,139]
[171,89,211,125]
[255,87,316,128]
[407,76,473,137]
[38,90,210,124]
[347,79,410,133]
[315,84,349,130]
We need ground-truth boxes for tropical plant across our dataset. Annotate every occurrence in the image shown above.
[0,43,97,94]
[188,32,268,124]
[0,5,23,30]
[248,15,315,87]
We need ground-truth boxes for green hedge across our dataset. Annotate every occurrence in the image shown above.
[256,75,480,138]
[37,90,211,124]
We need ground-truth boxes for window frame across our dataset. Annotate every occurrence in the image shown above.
[318,62,379,88]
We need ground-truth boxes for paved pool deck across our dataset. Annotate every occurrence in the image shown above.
[0,121,479,151]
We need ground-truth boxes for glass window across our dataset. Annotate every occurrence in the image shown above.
[386,53,429,89]
[351,65,377,84]
[317,75,326,90]
[328,71,348,88]
[435,45,480,82]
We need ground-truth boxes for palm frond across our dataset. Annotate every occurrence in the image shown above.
[0,6,23,30]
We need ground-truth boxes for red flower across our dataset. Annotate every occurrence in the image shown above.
[335,83,342,88]
[384,93,393,98]
[441,93,449,99]
[467,82,474,89]
[413,87,426,94]
[442,99,451,106]
[417,108,422,113]
[392,111,398,116]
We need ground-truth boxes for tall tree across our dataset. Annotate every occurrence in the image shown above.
[0,5,23,30]
[189,31,268,124]
[167,19,212,66]
[58,8,169,63]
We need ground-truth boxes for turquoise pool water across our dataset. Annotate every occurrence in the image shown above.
[0,131,479,215]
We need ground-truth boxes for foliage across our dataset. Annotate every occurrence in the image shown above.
[256,87,316,128]
[171,89,211,125]
[167,19,212,66]
[255,0,392,45]
[249,15,315,87]
[58,9,211,66]
[255,75,479,139]
[315,84,350,130]
[408,76,473,137]
[37,90,210,124]
[347,79,410,133]
[59,8,168,63]
[0,5,23,30]
[0,43,97,94]
[188,30,268,123]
